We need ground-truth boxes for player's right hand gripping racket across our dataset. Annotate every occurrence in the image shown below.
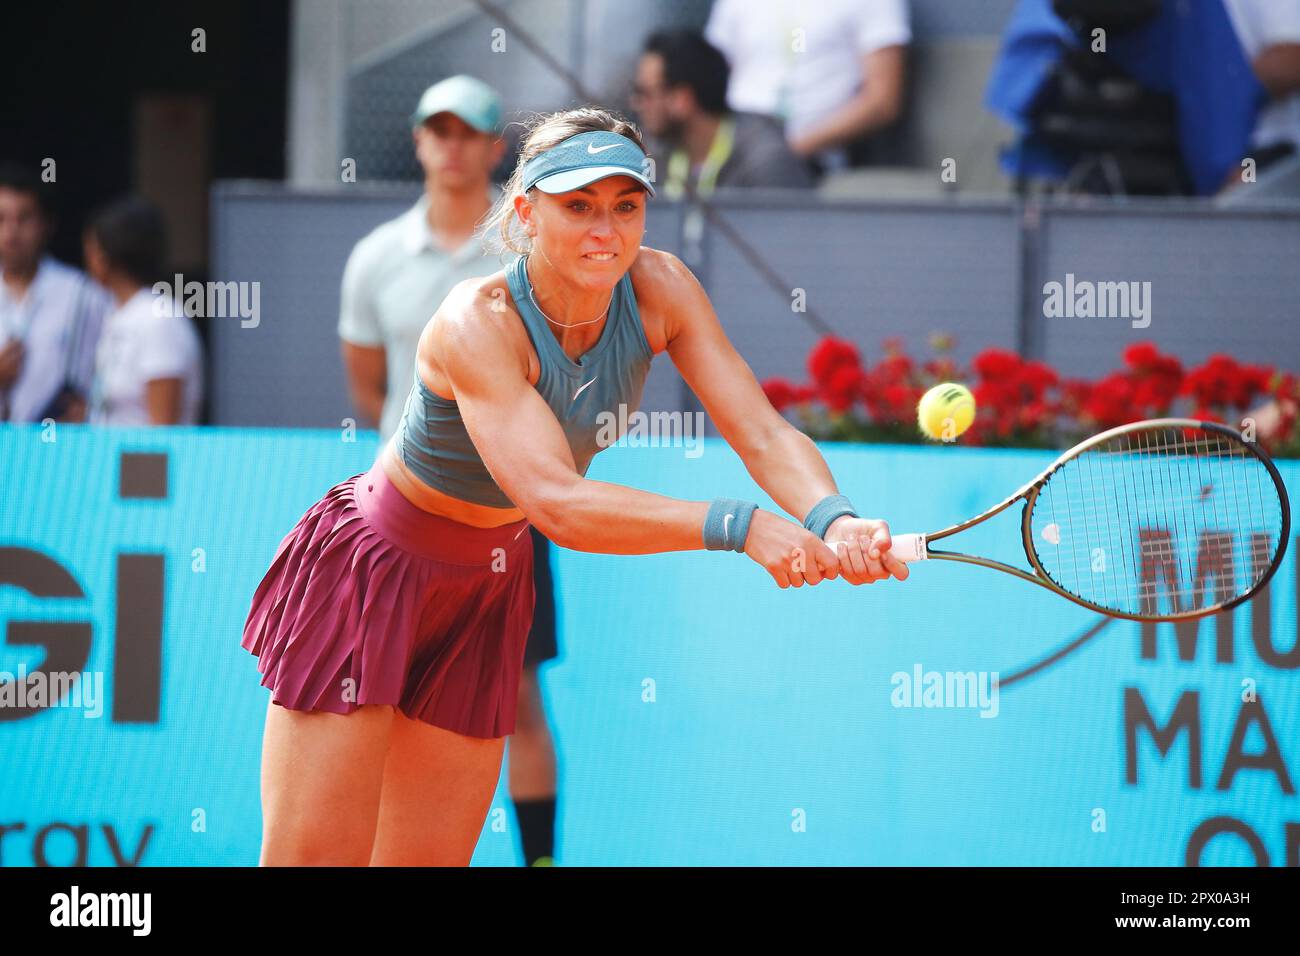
[882,419,1291,622]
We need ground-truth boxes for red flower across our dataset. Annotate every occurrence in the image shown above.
[1115,342,1183,414]
[823,365,864,413]
[1239,364,1275,408]
[881,384,919,423]
[1181,354,1241,408]
[1081,372,1139,429]
[878,354,913,382]
[1270,371,1297,399]
[1060,378,1092,410]
[1017,360,1059,398]
[1123,342,1160,368]
[808,336,862,386]
[972,348,1023,380]
[973,380,1010,409]
[1018,400,1050,430]
[1180,355,1276,410]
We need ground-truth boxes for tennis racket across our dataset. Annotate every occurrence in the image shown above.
[879,418,1291,623]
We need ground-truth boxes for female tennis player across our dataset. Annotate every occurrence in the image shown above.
[241,107,908,866]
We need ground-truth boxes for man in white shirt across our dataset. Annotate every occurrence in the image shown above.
[338,74,507,442]
[1223,0,1300,163]
[705,0,910,175]
[0,163,111,423]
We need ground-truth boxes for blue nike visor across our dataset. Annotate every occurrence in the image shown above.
[521,130,656,197]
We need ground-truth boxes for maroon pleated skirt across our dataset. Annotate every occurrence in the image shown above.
[240,459,536,739]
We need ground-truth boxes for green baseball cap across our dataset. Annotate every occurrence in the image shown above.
[410,75,501,133]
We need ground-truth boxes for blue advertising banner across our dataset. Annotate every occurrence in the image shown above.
[0,424,1295,865]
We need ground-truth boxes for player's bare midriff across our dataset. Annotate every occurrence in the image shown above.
[380,436,528,528]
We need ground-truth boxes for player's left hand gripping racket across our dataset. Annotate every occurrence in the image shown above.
[879,418,1291,622]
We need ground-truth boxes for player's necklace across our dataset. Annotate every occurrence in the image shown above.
[527,258,610,328]
[529,286,608,328]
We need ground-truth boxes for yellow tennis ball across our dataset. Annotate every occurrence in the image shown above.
[918,383,976,441]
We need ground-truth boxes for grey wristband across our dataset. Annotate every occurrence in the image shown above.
[703,498,758,552]
[802,494,858,539]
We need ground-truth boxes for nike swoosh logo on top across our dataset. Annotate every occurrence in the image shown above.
[572,377,598,402]
[723,513,733,545]
[587,142,620,154]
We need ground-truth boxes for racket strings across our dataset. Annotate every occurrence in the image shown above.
[1030,425,1285,616]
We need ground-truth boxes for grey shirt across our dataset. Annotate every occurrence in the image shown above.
[653,112,815,197]
[717,111,816,190]
[338,191,508,441]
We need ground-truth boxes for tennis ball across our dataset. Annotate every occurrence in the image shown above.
[918,382,975,441]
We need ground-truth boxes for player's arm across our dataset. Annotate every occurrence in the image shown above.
[435,286,835,584]
[647,250,905,583]
[649,250,836,523]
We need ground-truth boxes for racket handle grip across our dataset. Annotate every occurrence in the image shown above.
[885,533,927,562]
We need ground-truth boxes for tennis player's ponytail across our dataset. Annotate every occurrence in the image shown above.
[483,107,647,258]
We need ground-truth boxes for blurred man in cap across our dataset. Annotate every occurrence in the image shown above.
[339,73,506,442]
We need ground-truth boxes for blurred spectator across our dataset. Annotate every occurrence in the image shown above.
[704,0,909,176]
[83,197,203,426]
[338,74,506,443]
[0,162,110,423]
[633,30,813,197]
[1223,0,1300,170]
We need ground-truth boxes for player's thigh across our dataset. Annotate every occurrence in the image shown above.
[368,710,506,866]
[259,699,395,866]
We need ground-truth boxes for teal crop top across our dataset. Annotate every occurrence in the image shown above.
[395,254,656,508]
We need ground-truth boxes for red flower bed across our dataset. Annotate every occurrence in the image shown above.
[760,336,1300,456]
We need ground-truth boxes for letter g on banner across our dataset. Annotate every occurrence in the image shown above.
[0,547,92,720]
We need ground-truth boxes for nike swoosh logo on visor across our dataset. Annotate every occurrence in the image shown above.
[587,143,620,154]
